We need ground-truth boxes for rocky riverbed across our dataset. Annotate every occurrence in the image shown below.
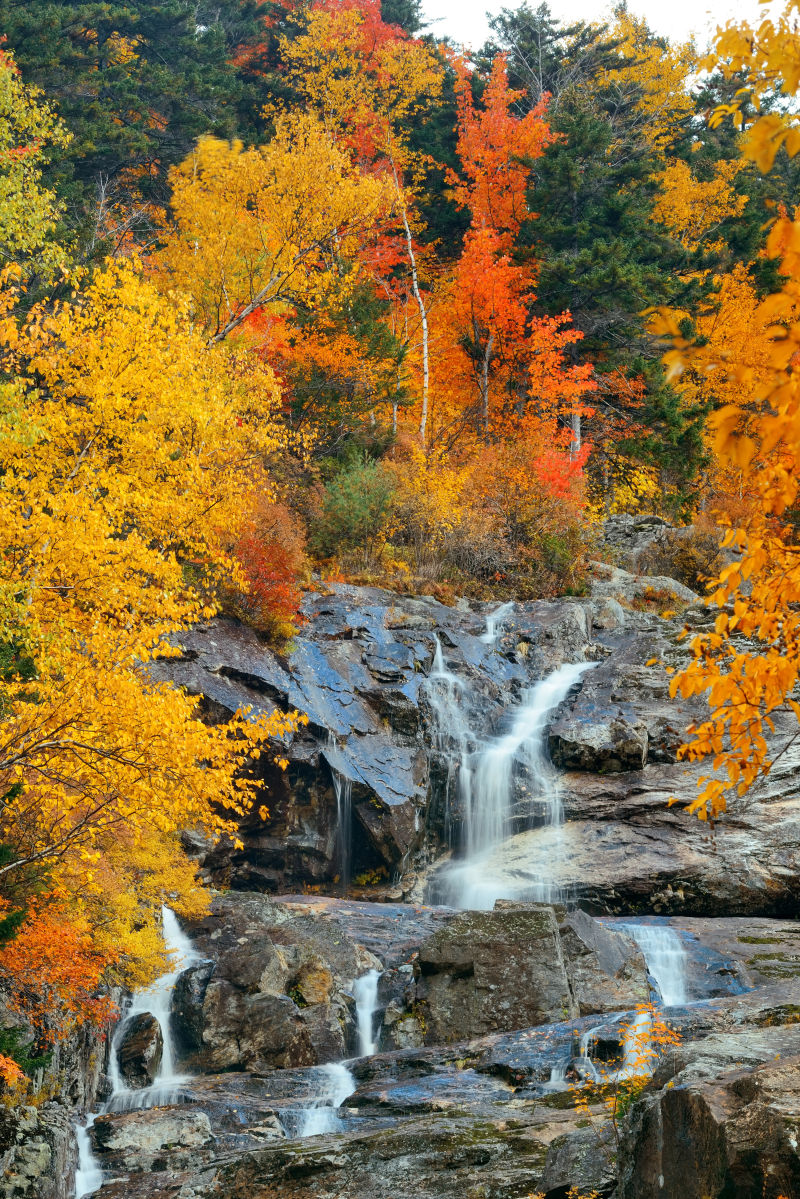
[5,525,800,1199]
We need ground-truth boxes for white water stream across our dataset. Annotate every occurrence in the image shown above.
[576,923,690,1087]
[353,969,381,1058]
[428,656,595,909]
[294,967,380,1138]
[74,905,200,1197]
[620,922,688,1007]
[73,1115,102,1199]
[297,1062,357,1136]
[480,601,514,645]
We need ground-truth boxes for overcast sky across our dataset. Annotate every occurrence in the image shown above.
[422,0,783,51]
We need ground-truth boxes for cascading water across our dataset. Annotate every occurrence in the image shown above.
[73,1116,102,1199]
[296,1062,357,1137]
[107,905,200,1112]
[576,924,690,1086]
[616,1010,653,1081]
[73,906,200,1197]
[426,638,475,846]
[480,601,514,645]
[428,660,595,909]
[326,736,353,893]
[619,922,687,1007]
[353,969,380,1058]
[291,967,382,1138]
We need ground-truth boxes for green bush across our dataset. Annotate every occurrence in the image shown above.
[310,459,396,566]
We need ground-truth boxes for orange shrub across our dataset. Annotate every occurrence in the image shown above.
[227,497,307,640]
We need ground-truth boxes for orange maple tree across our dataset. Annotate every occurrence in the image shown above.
[431,54,594,445]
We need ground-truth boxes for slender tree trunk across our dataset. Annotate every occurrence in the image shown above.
[479,332,494,437]
[571,408,581,458]
[389,156,430,443]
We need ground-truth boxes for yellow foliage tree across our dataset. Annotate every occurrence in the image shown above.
[0,258,304,993]
[0,46,71,284]
[604,11,695,154]
[658,1,800,819]
[653,158,748,253]
[157,115,392,344]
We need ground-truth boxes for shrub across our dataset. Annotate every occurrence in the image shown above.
[636,522,724,594]
[309,458,396,566]
[227,497,307,641]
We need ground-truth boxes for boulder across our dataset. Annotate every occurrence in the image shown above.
[549,709,649,772]
[92,1107,213,1172]
[539,1125,617,1198]
[200,981,315,1072]
[560,909,650,1015]
[415,906,575,1043]
[619,1045,800,1199]
[117,1013,163,1089]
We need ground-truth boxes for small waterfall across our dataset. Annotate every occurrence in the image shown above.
[326,737,353,893]
[429,659,594,909]
[577,1011,653,1084]
[353,969,380,1057]
[73,906,199,1196]
[616,1010,653,1080]
[107,905,200,1112]
[480,601,514,645]
[426,638,475,844]
[575,1023,605,1084]
[620,923,688,1007]
[464,663,588,858]
[296,1062,356,1137]
[73,1115,102,1199]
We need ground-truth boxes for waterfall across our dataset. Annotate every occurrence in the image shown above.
[464,663,589,858]
[620,923,688,1007]
[480,601,514,645]
[426,638,475,845]
[73,906,199,1196]
[107,905,200,1112]
[428,659,594,909]
[293,969,382,1138]
[296,1062,357,1137]
[326,737,353,892]
[577,923,688,1086]
[353,969,380,1057]
[73,1115,102,1199]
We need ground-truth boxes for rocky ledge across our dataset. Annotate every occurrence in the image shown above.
[153,562,800,917]
[70,896,800,1199]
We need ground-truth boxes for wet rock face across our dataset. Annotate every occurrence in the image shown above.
[549,710,649,772]
[91,1108,213,1172]
[153,568,800,918]
[170,960,215,1057]
[416,907,576,1041]
[117,1013,163,1089]
[620,1039,800,1199]
[152,587,603,893]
